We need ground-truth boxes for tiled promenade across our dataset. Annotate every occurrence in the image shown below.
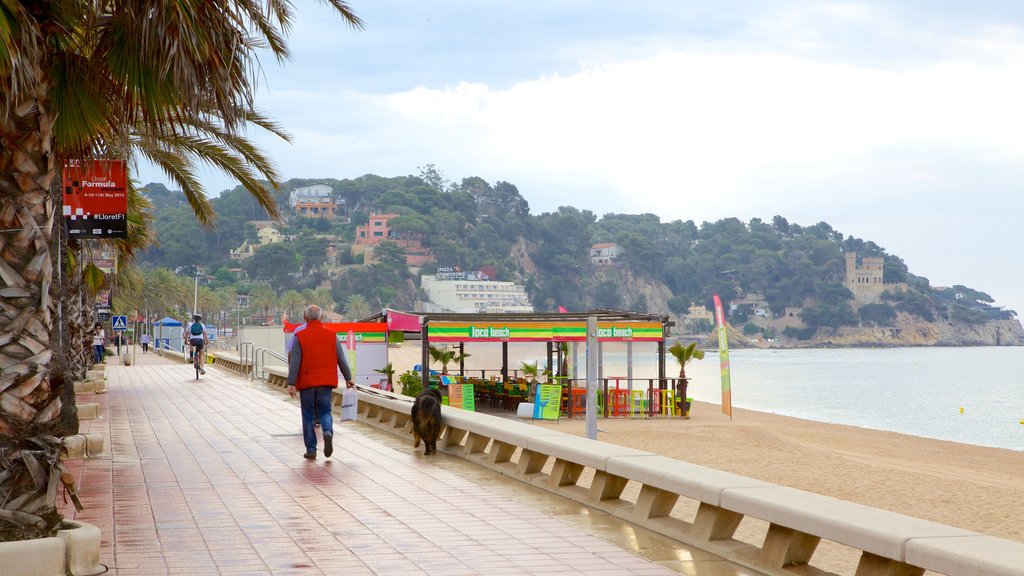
[62,351,756,575]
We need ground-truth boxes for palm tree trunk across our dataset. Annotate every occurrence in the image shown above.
[0,67,78,541]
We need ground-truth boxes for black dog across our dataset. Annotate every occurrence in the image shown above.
[411,388,443,455]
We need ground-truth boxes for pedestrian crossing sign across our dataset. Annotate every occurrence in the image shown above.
[112,315,128,331]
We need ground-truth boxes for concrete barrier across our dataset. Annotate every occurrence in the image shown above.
[351,387,1024,576]
[209,351,252,377]
[0,521,103,576]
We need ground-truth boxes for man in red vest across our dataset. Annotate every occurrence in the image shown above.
[287,305,354,459]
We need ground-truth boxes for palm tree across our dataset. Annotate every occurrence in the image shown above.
[520,361,540,382]
[249,283,278,324]
[373,363,396,389]
[668,342,705,416]
[279,290,305,323]
[306,288,336,315]
[428,345,471,375]
[520,360,540,398]
[344,293,373,320]
[1,1,362,541]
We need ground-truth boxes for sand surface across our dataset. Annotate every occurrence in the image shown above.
[388,343,1024,545]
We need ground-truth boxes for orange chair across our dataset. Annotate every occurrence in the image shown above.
[606,388,630,417]
[568,388,587,417]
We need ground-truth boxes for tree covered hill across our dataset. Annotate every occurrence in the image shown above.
[137,169,1018,343]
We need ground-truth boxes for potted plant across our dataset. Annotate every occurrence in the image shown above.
[520,360,540,399]
[373,362,395,390]
[398,370,422,397]
[427,345,470,375]
[668,341,705,417]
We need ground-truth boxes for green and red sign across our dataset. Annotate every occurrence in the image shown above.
[428,321,663,343]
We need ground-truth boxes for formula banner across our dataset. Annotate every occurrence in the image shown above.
[63,160,128,238]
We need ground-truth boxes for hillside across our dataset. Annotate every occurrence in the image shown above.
[135,171,1023,347]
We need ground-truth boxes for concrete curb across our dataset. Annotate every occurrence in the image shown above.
[73,379,106,394]
[62,433,106,460]
[0,521,103,576]
[76,403,99,420]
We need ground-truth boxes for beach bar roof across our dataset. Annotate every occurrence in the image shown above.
[378,309,674,386]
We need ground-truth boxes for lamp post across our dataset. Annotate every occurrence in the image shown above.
[193,274,199,316]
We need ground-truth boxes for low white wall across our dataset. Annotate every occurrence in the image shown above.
[352,389,1024,576]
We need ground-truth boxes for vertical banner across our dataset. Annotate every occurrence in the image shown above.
[62,159,128,238]
[345,330,356,380]
[712,294,733,418]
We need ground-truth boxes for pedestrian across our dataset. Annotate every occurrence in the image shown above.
[287,305,354,460]
[286,321,318,428]
[92,322,105,365]
[139,332,150,353]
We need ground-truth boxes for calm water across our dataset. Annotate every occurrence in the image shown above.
[461,343,1024,451]
[682,347,1024,452]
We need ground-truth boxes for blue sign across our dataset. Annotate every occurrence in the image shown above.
[111,315,128,331]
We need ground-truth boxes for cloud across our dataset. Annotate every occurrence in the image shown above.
[134,1,1024,313]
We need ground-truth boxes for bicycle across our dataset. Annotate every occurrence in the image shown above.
[189,340,207,379]
[193,344,202,379]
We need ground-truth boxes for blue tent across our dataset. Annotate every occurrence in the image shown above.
[153,317,184,352]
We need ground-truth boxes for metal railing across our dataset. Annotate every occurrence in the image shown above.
[238,342,254,376]
[252,347,287,382]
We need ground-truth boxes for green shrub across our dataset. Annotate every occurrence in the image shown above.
[742,322,760,335]
[783,326,818,340]
[398,370,422,397]
[859,303,896,326]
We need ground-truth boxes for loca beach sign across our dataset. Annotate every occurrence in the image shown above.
[429,321,663,343]
[63,159,128,239]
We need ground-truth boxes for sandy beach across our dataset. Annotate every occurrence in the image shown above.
[387,343,1024,545]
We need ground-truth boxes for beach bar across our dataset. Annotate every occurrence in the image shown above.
[382,309,683,417]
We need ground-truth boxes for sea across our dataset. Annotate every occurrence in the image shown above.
[462,343,1024,452]
[668,346,1022,452]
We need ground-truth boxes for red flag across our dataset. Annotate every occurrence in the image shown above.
[557,306,568,313]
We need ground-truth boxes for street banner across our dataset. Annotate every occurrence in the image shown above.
[62,159,128,238]
[712,294,733,418]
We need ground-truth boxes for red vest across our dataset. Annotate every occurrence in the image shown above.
[294,320,340,391]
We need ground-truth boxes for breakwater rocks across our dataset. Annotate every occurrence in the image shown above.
[811,318,1024,347]
[700,316,1024,348]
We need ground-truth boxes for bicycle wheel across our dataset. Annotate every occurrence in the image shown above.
[194,352,200,379]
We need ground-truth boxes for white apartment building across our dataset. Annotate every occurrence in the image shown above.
[420,273,533,313]
[288,184,332,206]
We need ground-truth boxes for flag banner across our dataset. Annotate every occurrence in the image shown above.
[62,159,128,238]
[712,294,733,418]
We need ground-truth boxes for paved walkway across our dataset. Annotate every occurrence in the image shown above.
[62,350,754,575]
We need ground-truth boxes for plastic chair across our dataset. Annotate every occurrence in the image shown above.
[656,389,677,417]
[606,389,630,417]
[628,390,647,417]
[569,388,586,417]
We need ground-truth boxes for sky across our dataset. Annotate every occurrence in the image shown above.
[138,1,1024,316]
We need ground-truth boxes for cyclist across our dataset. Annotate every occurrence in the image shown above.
[187,313,209,374]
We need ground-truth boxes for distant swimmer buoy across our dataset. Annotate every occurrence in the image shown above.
[959,407,964,414]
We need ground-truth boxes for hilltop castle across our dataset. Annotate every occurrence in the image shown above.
[843,252,906,304]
